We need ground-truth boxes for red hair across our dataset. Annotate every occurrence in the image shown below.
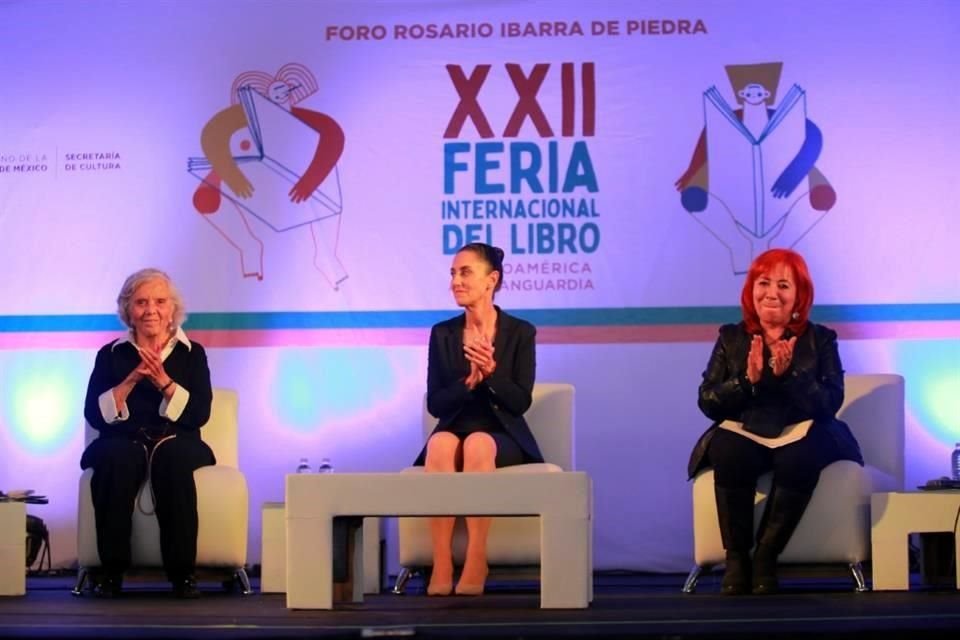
[740,248,814,335]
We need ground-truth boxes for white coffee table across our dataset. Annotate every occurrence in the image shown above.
[871,490,960,590]
[285,471,592,609]
[0,502,26,596]
[260,501,383,595]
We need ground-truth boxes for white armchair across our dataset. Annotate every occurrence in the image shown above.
[73,388,251,595]
[683,373,905,592]
[392,382,575,593]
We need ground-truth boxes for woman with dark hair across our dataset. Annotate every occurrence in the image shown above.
[81,268,215,599]
[688,248,862,595]
[413,242,542,596]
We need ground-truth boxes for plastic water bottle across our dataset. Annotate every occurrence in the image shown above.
[951,443,960,481]
[295,457,312,474]
[317,457,334,474]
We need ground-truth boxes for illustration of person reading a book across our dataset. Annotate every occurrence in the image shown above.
[687,248,862,595]
[675,62,836,274]
[190,63,348,289]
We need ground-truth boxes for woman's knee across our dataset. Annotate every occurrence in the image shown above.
[773,434,833,492]
[462,433,497,469]
[712,429,769,461]
[709,432,768,487]
[425,432,460,468]
[151,438,214,475]
[82,438,146,472]
[772,459,821,493]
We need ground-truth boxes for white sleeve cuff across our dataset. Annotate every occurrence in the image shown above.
[159,384,189,422]
[98,389,130,424]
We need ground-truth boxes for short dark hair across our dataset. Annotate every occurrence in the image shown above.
[458,243,505,294]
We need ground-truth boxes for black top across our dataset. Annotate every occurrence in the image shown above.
[413,307,544,465]
[687,321,863,478]
[83,338,213,441]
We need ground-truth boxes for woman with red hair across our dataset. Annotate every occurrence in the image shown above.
[688,248,862,595]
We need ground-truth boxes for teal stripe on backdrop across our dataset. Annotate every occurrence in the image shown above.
[0,315,122,332]
[1,304,959,332]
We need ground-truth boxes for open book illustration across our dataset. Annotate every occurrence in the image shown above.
[703,83,807,242]
[188,72,348,289]
[675,63,837,275]
[188,87,343,233]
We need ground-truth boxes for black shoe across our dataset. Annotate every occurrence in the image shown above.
[751,544,779,595]
[172,576,200,599]
[92,572,123,599]
[720,550,752,595]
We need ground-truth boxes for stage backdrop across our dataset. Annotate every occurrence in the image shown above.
[1,0,958,573]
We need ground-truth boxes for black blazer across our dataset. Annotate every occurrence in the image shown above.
[414,307,544,465]
[687,321,862,478]
[82,339,213,441]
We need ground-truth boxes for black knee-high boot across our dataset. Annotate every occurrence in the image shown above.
[753,486,813,594]
[715,485,756,595]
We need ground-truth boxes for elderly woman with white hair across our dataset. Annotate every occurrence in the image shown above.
[81,268,214,599]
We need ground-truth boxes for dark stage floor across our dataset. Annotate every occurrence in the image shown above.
[0,572,958,640]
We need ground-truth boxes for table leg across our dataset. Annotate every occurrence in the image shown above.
[954,531,960,590]
[350,522,364,602]
[286,516,333,609]
[362,517,382,594]
[0,503,26,596]
[260,503,285,593]
[540,514,590,609]
[872,531,911,590]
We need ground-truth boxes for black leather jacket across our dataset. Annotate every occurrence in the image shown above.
[687,321,863,479]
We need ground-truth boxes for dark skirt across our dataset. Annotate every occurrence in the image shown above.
[413,390,526,468]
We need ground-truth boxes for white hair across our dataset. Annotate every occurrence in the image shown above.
[116,268,186,333]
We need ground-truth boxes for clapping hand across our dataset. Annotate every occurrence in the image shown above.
[747,335,764,384]
[137,344,174,392]
[464,334,496,379]
[122,361,146,387]
[464,361,484,390]
[769,336,797,377]
[113,343,174,412]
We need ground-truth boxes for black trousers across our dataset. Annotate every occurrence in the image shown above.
[81,435,215,580]
[707,423,845,493]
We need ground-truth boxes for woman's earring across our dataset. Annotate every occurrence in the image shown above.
[791,311,799,320]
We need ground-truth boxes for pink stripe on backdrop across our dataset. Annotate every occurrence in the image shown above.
[538,325,720,343]
[0,332,119,349]
[831,321,960,340]
[192,329,432,347]
[0,321,958,350]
